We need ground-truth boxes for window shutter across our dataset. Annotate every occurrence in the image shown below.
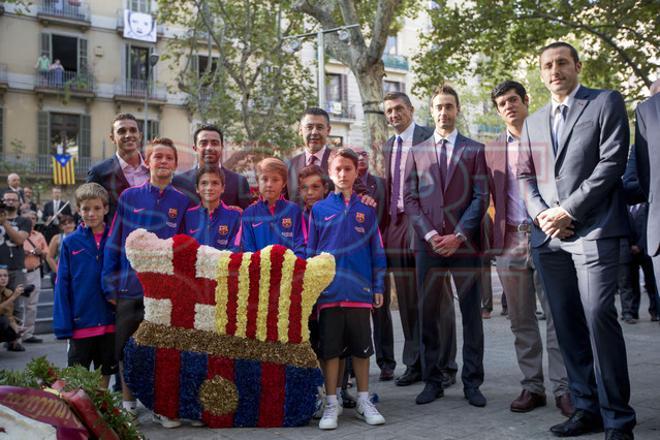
[38,111,50,156]
[78,38,88,73]
[150,120,159,138]
[80,114,91,158]
[40,33,51,59]
[0,107,4,153]
[341,74,348,116]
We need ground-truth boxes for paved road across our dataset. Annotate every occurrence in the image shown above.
[3,281,659,439]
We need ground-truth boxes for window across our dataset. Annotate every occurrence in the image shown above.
[37,111,90,158]
[137,119,160,141]
[196,55,219,78]
[385,35,398,55]
[124,44,156,94]
[328,135,343,148]
[0,107,3,153]
[130,0,150,13]
[325,73,347,116]
[383,80,404,93]
[40,33,88,73]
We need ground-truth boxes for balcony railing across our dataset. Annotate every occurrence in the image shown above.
[0,63,7,86]
[114,79,167,101]
[37,0,91,24]
[326,101,356,120]
[382,54,409,71]
[0,153,97,179]
[34,70,96,95]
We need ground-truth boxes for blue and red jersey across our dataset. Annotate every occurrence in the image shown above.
[53,224,115,339]
[103,182,190,301]
[241,198,305,257]
[184,203,242,251]
[306,192,386,307]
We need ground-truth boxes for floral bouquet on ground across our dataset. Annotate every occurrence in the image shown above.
[123,229,336,428]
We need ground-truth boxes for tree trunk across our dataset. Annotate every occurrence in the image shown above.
[353,61,387,176]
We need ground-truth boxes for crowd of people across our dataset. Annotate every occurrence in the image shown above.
[1,41,658,440]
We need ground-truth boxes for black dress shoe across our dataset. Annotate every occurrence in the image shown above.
[550,410,603,437]
[396,368,421,386]
[441,371,456,389]
[605,429,634,440]
[415,382,443,405]
[23,336,43,343]
[379,368,394,381]
[464,388,487,407]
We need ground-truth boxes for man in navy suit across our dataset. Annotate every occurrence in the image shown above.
[635,90,660,301]
[287,108,334,202]
[518,42,635,439]
[404,84,489,407]
[87,113,149,220]
[172,125,251,209]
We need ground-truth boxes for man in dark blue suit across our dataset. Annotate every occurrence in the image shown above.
[172,125,252,209]
[404,84,489,407]
[518,42,635,439]
[87,113,149,220]
[635,90,660,303]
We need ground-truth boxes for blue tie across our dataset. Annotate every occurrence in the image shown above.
[390,136,403,219]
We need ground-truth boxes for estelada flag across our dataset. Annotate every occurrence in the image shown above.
[52,154,76,185]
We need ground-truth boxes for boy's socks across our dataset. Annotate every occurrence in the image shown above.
[326,394,338,406]
[358,391,370,403]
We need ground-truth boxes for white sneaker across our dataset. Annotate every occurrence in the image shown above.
[152,413,182,429]
[356,399,385,425]
[336,395,344,416]
[318,403,339,430]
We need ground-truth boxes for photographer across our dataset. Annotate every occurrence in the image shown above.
[21,210,48,343]
[0,266,25,351]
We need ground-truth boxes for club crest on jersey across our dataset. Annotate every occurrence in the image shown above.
[355,212,365,223]
[218,225,229,235]
[282,217,292,228]
[168,208,178,218]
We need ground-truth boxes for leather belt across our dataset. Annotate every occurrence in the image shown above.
[505,223,530,233]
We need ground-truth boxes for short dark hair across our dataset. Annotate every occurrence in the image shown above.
[431,83,460,108]
[110,113,138,133]
[196,165,225,186]
[331,148,359,169]
[490,80,527,108]
[193,124,224,147]
[301,107,330,126]
[383,91,413,108]
[539,41,580,64]
[298,164,329,186]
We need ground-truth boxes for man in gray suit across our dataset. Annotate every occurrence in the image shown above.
[518,42,635,440]
[634,91,660,294]
[404,84,488,407]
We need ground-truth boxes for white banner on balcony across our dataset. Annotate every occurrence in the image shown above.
[123,10,157,43]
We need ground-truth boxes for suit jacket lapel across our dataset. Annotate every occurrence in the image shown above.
[111,156,130,191]
[320,148,331,172]
[445,133,467,189]
[384,136,394,183]
[490,133,508,212]
[556,91,589,160]
[412,124,426,146]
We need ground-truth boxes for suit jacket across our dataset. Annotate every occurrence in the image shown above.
[361,172,386,229]
[622,147,646,205]
[382,124,434,229]
[86,156,131,220]
[634,93,660,257]
[42,199,73,221]
[172,166,252,209]
[286,148,332,202]
[518,86,630,248]
[403,132,489,252]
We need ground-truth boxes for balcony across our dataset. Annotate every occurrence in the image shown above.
[326,100,356,121]
[34,70,96,99]
[0,64,7,94]
[0,152,98,180]
[382,54,409,71]
[37,0,91,30]
[114,79,167,104]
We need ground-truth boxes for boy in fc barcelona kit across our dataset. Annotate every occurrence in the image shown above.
[241,158,305,257]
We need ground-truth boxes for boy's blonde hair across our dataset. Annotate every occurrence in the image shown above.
[75,182,109,207]
[256,157,287,182]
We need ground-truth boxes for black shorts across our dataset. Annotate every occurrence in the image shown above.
[318,307,373,361]
[68,333,118,376]
[308,315,321,358]
[115,297,144,361]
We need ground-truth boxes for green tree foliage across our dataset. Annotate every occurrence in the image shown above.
[414,0,659,104]
[157,0,315,154]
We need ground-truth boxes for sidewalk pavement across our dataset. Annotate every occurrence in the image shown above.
[2,279,659,439]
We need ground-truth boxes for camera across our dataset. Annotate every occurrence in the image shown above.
[21,284,36,298]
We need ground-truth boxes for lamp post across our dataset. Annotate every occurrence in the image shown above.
[144,51,160,143]
[282,24,359,111]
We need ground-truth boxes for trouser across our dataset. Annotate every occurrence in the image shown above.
[480,256,494,312]
[621,252,659,318]
[495,231,568,397]
[20,269,42,340]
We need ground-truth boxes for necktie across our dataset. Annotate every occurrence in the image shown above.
[552,104,567,155]
[308,155,318,166]
[390,136,403,219]
[438,139,448,188]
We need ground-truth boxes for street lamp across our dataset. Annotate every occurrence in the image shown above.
[282,24,359,111]
[144,51,160,143]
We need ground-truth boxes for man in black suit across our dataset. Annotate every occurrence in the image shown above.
[635,91,660,302]
[172,125,251,209]
[287,108,333,202]
[87,113,149,219]
[518,42,635,439]
[382,91,458,388]
[42,186,72,224]
[404,85,488,407]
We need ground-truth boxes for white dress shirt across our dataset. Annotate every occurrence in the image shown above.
[304,146,327,167]
[116,152,149,187]
[391,122,417,213]
[425,128,459,242]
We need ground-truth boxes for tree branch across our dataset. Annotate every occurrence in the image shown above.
[368,0,401,61]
